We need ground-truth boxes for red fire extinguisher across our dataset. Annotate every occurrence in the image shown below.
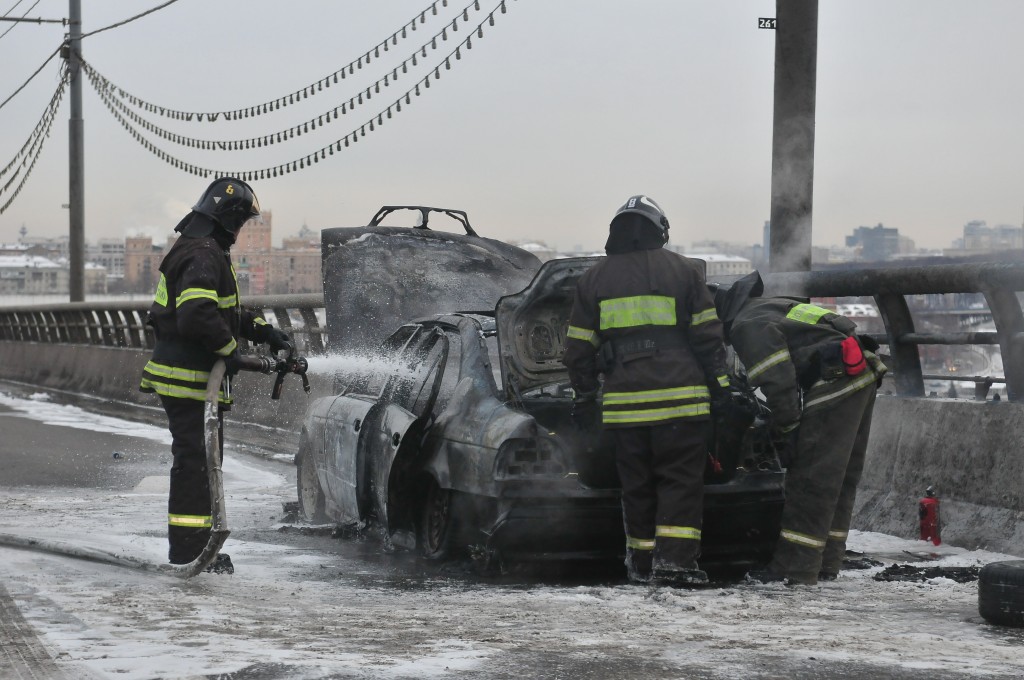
[919,486,941,546]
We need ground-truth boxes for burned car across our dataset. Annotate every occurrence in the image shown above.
[296,207,784,570]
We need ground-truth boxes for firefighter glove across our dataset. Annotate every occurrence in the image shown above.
[571,390,600,431]
[709,385,732,415]
[223,350,242,378]
[267,328,292,354]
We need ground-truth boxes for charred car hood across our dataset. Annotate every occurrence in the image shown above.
[322,226,541,353]
[495,257,601,394]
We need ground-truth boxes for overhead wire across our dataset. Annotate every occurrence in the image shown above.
[79,0,180,39]
[88,0,514,181]
[2,1,28,17]
[0,43,62,113]
[82,0,492,152]
[96,0,464,123]
[0,0,40,41]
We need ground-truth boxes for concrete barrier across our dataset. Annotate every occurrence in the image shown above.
[855,394,1024,556]
[0,341,333,438]
[2,339,1022,557]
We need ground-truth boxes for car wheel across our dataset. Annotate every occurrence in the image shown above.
[417,477,455,560]
[296,445,329,524]
[979,560,1024,628]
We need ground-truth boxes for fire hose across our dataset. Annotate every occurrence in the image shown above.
[0,348,309,578]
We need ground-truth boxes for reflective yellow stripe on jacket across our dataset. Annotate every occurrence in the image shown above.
[690,306,718,327]
[140,360,230,404]
[602,402,710,425]
[599,295,676,329]
[785,303,834,325]
[746,348,791,381]
[601,384,711,425]
[567,325,600,347]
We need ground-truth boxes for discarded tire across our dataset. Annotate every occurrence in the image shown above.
[978,560,1024,628]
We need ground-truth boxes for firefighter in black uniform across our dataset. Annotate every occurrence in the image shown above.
[712,272,886,585]
[140,177,292,572]
[563,195,731,586]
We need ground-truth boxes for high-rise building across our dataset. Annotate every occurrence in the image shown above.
[846,224,901,261]
[123,236,165,293]
[234,210,273,295]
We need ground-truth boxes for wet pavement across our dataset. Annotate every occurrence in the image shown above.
[2,380,1023,679]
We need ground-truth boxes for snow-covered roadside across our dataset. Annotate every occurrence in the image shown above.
[2,390,1023,679]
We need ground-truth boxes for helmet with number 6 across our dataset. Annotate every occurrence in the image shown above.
[605,194,671,254]
[611,195,670,241]
[191,177,260,235]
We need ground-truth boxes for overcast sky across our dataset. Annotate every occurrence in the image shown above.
[1,0,1022,253]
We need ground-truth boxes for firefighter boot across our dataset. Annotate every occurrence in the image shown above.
[625,548,653,584]
[651,535,708,586]
[819,538,847,582]
[652,560,709,587]
[746,558,818,586]
[652,550,708,587]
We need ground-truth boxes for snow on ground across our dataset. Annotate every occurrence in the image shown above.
[2,390,1024,679]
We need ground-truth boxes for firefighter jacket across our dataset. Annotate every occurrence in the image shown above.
[563,249,730,428]
[139,236,273,406]
[728,298,887,429]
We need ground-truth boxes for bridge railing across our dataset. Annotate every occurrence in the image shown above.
[3,263,1024,402]
[760,262,1024,402]
[0,294,328,355]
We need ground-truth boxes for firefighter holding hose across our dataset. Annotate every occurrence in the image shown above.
[139,177,292,573]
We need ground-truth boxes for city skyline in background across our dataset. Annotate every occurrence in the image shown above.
[1,2,1023,255]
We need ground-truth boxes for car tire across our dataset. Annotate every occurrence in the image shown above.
[296,444,329,524]
[417,476,456,560]
[978,560,1024,628]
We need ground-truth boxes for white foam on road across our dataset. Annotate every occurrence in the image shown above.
[2,389,1024,678]
[0,390,172,444]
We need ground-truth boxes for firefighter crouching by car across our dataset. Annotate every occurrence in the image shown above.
[563,195,731,587]
[139,177,292,573]
[712,271,886,585]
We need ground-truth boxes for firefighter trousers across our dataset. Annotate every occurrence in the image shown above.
[611,420,708,578]
[769,385,877,581]
[159,395,223,565]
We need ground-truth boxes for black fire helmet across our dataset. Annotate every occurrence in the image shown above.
[708,270,764,341]
[176,177,261,238]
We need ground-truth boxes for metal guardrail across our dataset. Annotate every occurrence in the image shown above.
[0,293,328,355]
[760,262,1024,402]
[3,262,1024,402]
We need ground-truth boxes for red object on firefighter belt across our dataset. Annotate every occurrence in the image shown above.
[841,336,866,375]
[919,495,941,546]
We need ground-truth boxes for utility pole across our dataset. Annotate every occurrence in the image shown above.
[768,0,818,273]
[67,0,84,301]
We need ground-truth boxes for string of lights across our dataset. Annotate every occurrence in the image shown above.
[0,72,66,182]
[83,0,493,153]
[0,66,68,214]
[88,0,513,182]
[99,0,486,124]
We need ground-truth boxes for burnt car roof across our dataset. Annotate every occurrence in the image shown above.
[320,208,541,353]
[495,257,601,394]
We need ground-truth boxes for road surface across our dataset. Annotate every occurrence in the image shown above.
[1,382,1022,679]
